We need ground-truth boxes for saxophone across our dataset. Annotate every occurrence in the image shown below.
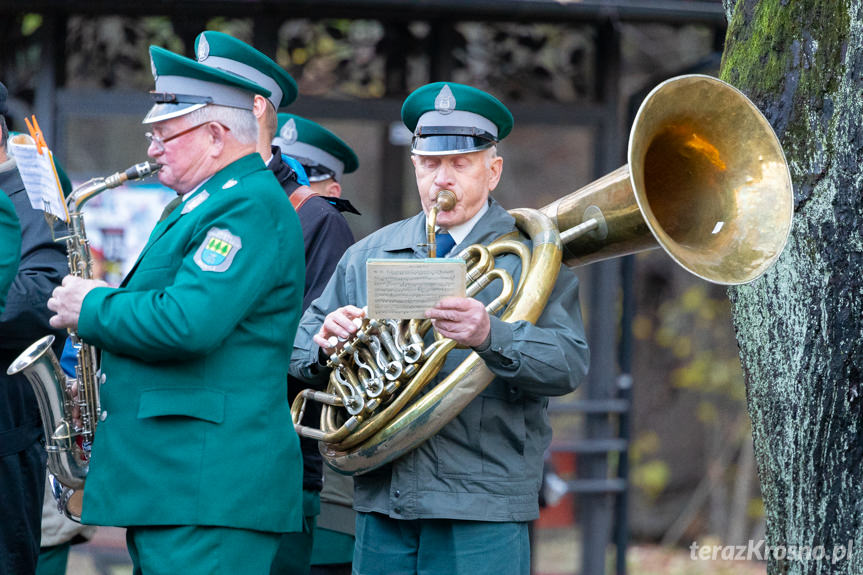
[6,160,160,521]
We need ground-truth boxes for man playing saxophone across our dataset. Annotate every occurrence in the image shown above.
[290,82,590,574]
[47,45,306,574]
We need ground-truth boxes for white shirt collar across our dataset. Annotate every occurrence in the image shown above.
[437,200,489,253]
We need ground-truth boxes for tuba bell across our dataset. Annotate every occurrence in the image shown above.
[291,74,794,475]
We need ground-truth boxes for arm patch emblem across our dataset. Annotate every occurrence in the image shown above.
[194,227,242,272]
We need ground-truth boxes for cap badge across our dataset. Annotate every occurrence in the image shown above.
[279,118,299,144]
[197,34,210,62]
[150,54,158,80]
[434,85,456,115]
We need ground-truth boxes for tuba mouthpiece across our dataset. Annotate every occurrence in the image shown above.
[435,189,456,212]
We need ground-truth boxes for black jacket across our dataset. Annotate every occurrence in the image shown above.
[0,161,67,456]
[270,148,356,492]
[0,159,68,575]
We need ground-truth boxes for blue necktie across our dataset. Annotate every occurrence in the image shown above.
[435,231,455,257]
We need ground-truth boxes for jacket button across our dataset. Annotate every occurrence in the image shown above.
[394,507,401,514]
[99,410,108,422]
[394,489,400,498]
[100,373,107,384]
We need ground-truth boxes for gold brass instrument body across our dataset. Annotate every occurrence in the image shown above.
[7,161,160,520]
[292,74,794,476]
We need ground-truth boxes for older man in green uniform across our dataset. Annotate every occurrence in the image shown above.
[47,45,306,574]
[290,82,589,574]
[0,189,19,313]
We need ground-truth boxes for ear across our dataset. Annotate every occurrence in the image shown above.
[252,95,268,121]
[206,122,227,156]
[324,181,342,198]
[487,155,503,192]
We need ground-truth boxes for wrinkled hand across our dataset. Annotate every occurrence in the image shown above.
[47,276,109,331]
[425,296,490,348]
[313,305,366,352]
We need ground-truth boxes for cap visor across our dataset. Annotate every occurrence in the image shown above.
[411,135,495,156]
[143,102,208,124]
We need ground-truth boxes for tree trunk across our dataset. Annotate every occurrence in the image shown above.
[721,2,863,574]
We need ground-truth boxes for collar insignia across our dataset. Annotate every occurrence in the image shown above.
[181,190,209,214]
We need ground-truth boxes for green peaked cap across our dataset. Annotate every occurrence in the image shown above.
[145,45,271,124]
[401,81,513,155]
[194,31,298,110]
[274,113,359,182]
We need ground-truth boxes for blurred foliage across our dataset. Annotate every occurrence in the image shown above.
[637,285,746,400]
[453,22,594,102]
[631,281,763,539]
[634,459,673,501]
[278,19,388,98]
[65,16,183,90]
[1,13,674,109]
[630,431,671,501]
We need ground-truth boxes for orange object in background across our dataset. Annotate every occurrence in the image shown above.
[536,451,576,528]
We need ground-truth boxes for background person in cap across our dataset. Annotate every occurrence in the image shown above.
[274,113,361,211]
[273,113,361,575]
[46,46,306,574]
[0,79,70,575]
[193,31,312,197]
[289,81,589,574]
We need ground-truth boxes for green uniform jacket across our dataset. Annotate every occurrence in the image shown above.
[291,199,589,522]
[0,189,21,313]
[78,153,305,532]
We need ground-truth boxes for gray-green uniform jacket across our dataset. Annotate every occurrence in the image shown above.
[78,153,306,532]
[290,198,589,522]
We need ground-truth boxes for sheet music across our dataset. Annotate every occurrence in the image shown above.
[367,258,466,319]
[8,134,69,222]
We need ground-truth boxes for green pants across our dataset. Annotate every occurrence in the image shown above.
[352,512,529,575]
[310,526,354,566]
[270,489,321,575]
[126,525,280,575]
[35,542,71,575]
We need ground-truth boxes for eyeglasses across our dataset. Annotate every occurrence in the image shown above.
[145,121,230,153]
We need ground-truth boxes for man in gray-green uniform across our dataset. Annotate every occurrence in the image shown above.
[47,44,306,574]
[290,82,590,574]
[274,113,360,575]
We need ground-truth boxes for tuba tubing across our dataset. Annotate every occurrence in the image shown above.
[321,208,562,475]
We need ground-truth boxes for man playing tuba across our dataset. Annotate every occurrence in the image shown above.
[290,82,590,575]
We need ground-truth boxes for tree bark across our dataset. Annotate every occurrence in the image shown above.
[721,1,863,573]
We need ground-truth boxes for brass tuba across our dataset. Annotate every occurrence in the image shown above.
[291,74,794,476]
[7,161,160,520]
